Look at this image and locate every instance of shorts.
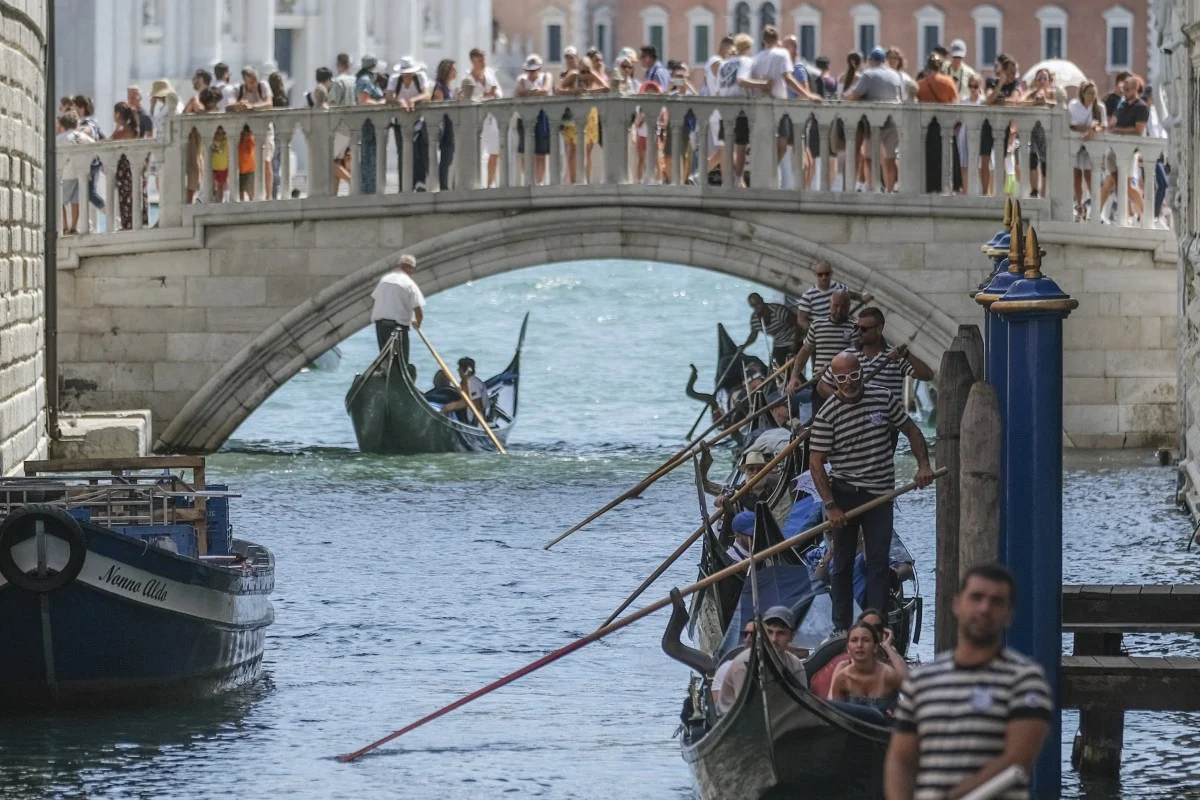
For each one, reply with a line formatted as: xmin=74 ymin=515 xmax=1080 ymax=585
xmin=1104 ymin=150 xmax=1118 ymax=174
xmin=734 ymin=115 xmax=750 ymax=146
xmin=214 ymin=168 xmax=229 ymax=184
xmin=61 ymin=178 xmax=79 ymax=204
xmin=239 ymin=171 xmax=254 ymax=193
xmin=708 ymin=111 xmax=723 ymax=156
xmin=187 ymin=129 xmax=203 ymax=191
xmin=535 ymin=111 xmax=551 ymax=155
xmin=778 ymin=115 xmax=794 ymax=145
xmin=562 ymin=121 xmax=577 ymax=148
xmin=880 ymin=120 xmax=899 ymax=155
xmin=1075 ymin=146 xmax=1094 ymax=172
xmin=955 ymin=123 xmax=968 ymax=165
xmin=806 ymin=117 xmax=820 ymax=156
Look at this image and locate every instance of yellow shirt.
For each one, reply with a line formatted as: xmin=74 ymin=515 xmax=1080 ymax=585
xmin=211 ymin=136 xmax=229 ymax=171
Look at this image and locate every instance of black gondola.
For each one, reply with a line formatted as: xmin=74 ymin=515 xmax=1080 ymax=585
xmin=345 ymin=314 xmax=529 ymax=454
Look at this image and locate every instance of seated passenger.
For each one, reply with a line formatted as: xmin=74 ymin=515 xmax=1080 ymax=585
xmin=725 ymin=510 xmax=755 ymax=562
xmin=717 ymin=606 xmax=808 ymax=714
xmin=711 ymin=621 xmax=754 ymax=707
xmin=440 ymin=357 xmax=491 ymax=425
xmin=827 ymin=620 xmax=906 ymax=714
xmin=715 ymin=451 xmax=779 ymax=512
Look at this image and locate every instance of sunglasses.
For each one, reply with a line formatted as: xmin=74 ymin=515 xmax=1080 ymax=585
xmin=831 ymin=370 xmax=862 ymax=385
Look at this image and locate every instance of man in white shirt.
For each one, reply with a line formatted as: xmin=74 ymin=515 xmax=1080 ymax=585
xmin=441 ymin=357 xmax=492 ymax=425
xmin=212 ymin=62 xmax=238 ymax=111
xmin=747 ymin=26 xmax=815 ymax=184
xmin=370 ymin=253 xmax=426 ymax=362
xmin=718 ymin=33 xmax=756 ymax=185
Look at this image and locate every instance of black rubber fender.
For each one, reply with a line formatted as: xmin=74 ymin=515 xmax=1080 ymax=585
xmin=0 ymin=504 xmax=87 ymax=593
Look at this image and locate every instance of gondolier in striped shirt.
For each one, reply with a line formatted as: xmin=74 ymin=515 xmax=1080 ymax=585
xmin=815 ymin=307 xmax=934 ymax=447
xmin=744 ymin=293 xmax=801 ymax=370
xmin=791 ymin=260 xmax=872 ymax=330
xmin=786 ymin=290 xmax=856 ymax=419
xmin=369 ymin=253 xmax=425 ymax=363
xmin=885 ymin=564 xmax=1052 ymax=800
xmin=809 ymin=351 xmax=934 ymax=635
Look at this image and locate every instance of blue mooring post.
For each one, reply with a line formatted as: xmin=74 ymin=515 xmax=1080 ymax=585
xmin=991 ymin=224 xmax=1078 ymax=796
xmin=973 ymin=199 xmax=1024 ymax=558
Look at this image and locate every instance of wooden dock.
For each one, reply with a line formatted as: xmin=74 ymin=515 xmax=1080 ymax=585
xmin=1059 ymin=583 xmax=1200 ymax=775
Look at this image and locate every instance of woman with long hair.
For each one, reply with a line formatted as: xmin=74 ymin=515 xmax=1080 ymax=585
xmin=828 ymin=619 xmax=907 ymax=715
xmin=431 ymin=59 xmax=458 ymax=190
xmin=1068 ymin=80 xmax=1106 ymax=219
xmin=264 ymin=72 xmax=288 ymax=198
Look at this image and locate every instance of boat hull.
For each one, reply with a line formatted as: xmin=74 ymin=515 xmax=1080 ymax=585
xmin=0 ymin=523 xmax=273 ymax=710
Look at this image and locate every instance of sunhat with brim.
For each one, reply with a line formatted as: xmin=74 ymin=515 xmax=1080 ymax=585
xmin=524 ymin=54 xmax=543 ymax=71
xmin=151 ymin=79 xmax=175 ymax=98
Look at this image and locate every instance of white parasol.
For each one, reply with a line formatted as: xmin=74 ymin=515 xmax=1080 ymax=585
xmin=1022 ymin=58 xmax=1088 ymax=90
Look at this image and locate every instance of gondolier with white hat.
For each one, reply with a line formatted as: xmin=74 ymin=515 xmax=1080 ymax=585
xmin=808 ymin=351 xmax=934 ymax=637
xmin=370 ymin=253 xmax=425 ymax=362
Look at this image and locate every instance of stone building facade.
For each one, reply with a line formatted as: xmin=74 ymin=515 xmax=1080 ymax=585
xmin=0 ymin=0 xmax=48 ymax=474
xmin=493 ymin=0 xmax=1150 ymax=91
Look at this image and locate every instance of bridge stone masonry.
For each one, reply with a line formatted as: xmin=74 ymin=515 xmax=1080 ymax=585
xmin=53 ymin=96 xmax=1176 ymax=453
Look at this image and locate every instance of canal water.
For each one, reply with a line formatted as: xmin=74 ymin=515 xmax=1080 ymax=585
xmin=2 ymin=262 xmax=1198 ymax=799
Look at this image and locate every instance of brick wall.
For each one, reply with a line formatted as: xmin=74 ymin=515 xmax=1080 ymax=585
xmin=495 ymin=0 xmax=1149 ymax=92
xmin=0 ymin=0 xmax=48 ymax=474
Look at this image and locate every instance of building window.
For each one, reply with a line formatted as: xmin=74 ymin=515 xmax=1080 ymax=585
xmin=593 ymin=6 xmax=614 ymax=61
xmin=971 ymin=5 xmax=1002 ymax=70
xmin=642 ymin=5 xmax=669 ymax=61
xmin=734 ymin=1 xmax=751 ymax=34
xmin=850 ymin=4 xmax=881 ymax=56
xmin=793 ymin=3 xmax=821 ymax=63
xmin=914 ymin=4 xmax=944 ymax=59
xmin=1104 ymin=5 xmax=1133 ymax=71
xmin=687 ymin=6 xmax=715 ymax=64
xmin=547 ymin=24 xmax=563 ymax=63
xmin=1035 ymin=5 xmax=1067 ymax=60
xmin=759 ymin=1 xmax=776 ymax=34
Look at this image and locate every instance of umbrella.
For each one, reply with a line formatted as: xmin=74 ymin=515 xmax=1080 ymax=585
xmin=1023 ymin=58 xmax=1087 ymax=90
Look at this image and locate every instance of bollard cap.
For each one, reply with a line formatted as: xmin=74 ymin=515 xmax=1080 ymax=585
xmin=991 ymin=225 xmax=1078 ymax=317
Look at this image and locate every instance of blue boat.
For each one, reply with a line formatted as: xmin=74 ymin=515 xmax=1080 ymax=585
xmin=0 ymin=457 xmax=274 ymax=709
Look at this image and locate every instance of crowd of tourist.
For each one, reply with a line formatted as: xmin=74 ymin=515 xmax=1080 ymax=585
xmin=56 ymin=32 xmax=1171 ymax=232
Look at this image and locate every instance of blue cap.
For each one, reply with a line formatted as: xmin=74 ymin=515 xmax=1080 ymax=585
xmin=868 ymin=47 xmax=887 ymax=63
xmin=732 ymin=511 xmax=756 ymax=535
xmin=766 ymin=391 xmax=783 ymax=404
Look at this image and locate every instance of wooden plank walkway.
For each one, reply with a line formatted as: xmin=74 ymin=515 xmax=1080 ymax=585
xmin=1062 ymin=655 xmax=1200 ymax=711
xmin=1062 ymin=583 xmax=1200 ymax=633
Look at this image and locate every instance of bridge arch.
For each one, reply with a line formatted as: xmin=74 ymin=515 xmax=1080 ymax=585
xmin=158 ymin=207 xmax=960 ymax=452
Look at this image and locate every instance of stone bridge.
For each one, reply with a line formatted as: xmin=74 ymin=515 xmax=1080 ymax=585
xmin=53 ymin=96 xmax=1177 ymax=452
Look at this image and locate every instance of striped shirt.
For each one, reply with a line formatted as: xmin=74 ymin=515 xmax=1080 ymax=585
xmin=803 ymin=317 xmax=856 ymax=373
xmin=821 ymin=347 xmax=916 ymax=400
xmin=793 ymin=281 xmax=849 ymax=320
xmin=810 ymin=384 xmax=907 ymax=492
xmin=894 ymin=648 xmax=1054 ymax=800
xmin=750 ymin=303 xmax=800 ymax=347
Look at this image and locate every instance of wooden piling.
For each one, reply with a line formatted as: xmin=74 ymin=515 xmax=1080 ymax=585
xmin=934 ymin=350 xmax=974 ymax=651
xmin=959 ymin=381 xmax=1001 ymax=570
xmin=1070 ymin=631 xmax=1125 ymax=777
xmin=949 ymin=324 xmax=985 ymax=382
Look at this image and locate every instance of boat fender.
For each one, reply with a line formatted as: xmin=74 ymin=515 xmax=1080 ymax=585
xmin=0 ymin=504 xmax=87 ymax=593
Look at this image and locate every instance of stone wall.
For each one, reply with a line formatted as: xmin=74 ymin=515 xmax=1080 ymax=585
xmin=0 ymin=0 xmax=47 ymax=474
xmin=56 ymin=208 xmax=1177 ymax=453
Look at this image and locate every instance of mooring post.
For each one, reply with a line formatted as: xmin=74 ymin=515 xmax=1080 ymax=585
xmin=1071 ymin=631 xmax=1125 ymax=777
xmin=991 ymin=225 xmax=1078 ymax=796
xmin=934 ymin=350 xmax=973 ymax=651
xmin=959 ymin=381 xmax=1001 ymax=570
xmin=973 ymin=207 xmax=1026 ymax=558
xmin=949 ymin=325 xmax=985 ymax=382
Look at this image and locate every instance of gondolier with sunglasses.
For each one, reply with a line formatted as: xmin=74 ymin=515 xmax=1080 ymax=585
xmin=370 ymin=253 xmax=425 ymax=362
xmin=815 ymin=307 xmax=934 ymax=448
xmin=786 ymin=290 xmax=856 ymax=419
xmin=809 ymin=351 xmax=934 ymax=637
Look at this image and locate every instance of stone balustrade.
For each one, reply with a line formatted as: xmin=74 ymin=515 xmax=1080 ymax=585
xmin=54 ymin=96 xmax=1168 ymax=238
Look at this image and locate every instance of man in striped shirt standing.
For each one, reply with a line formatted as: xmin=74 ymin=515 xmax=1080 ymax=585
xmin=808 ymin=350 xmax=934 ymax=633
xmin=816 ymin=307 xmax=935 ymax=446
xmin=786 ymin=290 xmax=856 ymax=418
xmin=744 ymin=293 xmax=801 ymax=370
xmin=792 ymin=260 xmax=872 ymax=330
xmin=885 ymin=564 xmax=1053 ymax=800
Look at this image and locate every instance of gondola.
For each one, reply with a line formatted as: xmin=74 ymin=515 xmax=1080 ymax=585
xmin=686 ymin=324 xmax=770 ymax=423
xmin=345 ymin=314 xmax=529 ymax=455
xmin=664 ymin=503 xmax=922 ymax=800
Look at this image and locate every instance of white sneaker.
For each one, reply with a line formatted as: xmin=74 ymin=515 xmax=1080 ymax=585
xmin=1154 ymin=217 xmax=1170 ymax=230
xmin=855 ymin=182 xmax=867 ymax=192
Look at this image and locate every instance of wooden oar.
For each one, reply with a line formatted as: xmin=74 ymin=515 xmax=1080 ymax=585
xmin=543 ymin=355 xmax=802 ymax=551
xmin=594 ymin=356 xmax=896 ymax=617
xmin=414 ymin=327 xmax=507 ymax=455
xmin=335 ymin=469 xmax=944 ymax=763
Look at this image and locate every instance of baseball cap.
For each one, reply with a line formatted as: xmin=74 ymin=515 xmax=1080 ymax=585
xmin=868 ymin=47 xmax=887 ymax=63
xmin=564 ymin=46 xmax=578 ymax=58
xmin=949 ymin=39 xmax=967 ymax=58
xmin=763 ymin=605 xmax=795 ymax=628
xmin=732 ymin=510 xmax=756 ymax=535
